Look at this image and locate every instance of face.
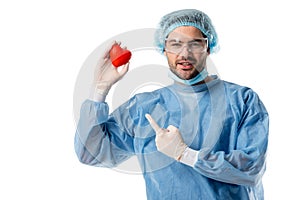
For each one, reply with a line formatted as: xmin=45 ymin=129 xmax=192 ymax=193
xmin=164 ymin=26 xmax=209 ymax=80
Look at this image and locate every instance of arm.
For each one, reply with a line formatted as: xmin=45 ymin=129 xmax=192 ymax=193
xmin=146 ymin=91 xmax=269 ymax=187
xmin=74 ymin=41 xmax=132 ymax=167
xmin=191 ymin=93 xmax=269 ymax=186
xmin=74 ymin=100 xmax=135 ymax=167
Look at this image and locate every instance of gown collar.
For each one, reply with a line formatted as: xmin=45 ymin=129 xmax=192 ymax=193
xmin=169 ymin=75 xmax=221 ymax=93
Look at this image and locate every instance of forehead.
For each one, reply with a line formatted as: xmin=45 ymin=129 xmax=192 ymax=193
xmin=167 ymin=26 xmax=204 ymax=39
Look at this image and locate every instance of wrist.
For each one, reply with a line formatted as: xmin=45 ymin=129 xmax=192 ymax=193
xmin=95 ymin=81 xmax=112 ymax=95
xmin=89 ymin=82 xmax=111 ymax=102
xmin=89 ymin=92 xmax=107 ymax=102
xmin=179 ymin=147 xmax=199 ymax=167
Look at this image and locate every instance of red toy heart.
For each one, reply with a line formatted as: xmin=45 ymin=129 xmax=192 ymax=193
xmin=109 ymin=44 xmax=132 ymax=67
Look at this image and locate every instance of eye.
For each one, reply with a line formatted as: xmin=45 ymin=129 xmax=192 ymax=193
xmin=170 ymin=42 xmax=182 ymax=48
xmin=190 ymin=42 xmax=202 ymax=47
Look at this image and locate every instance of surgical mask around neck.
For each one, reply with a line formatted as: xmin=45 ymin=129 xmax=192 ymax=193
xmin=168 ymin=68 xmax=208 ymax=85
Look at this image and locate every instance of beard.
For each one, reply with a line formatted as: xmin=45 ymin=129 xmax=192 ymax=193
xmin=169 ymin=67 xmax=199 ymax=80
xmin=166 ymin=52 xmax=208 ymax=80
xmin=169 ymin=60 xmax=206 ymax=81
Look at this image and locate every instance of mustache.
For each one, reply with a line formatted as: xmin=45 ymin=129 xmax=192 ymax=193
xmin=175 ymin=58 xmax=196 ymax=64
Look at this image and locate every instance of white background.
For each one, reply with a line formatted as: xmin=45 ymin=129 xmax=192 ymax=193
xmin=1 ymin=0 xmax=299 ymax=199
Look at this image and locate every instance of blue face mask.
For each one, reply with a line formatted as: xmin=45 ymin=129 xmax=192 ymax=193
xmin=168 ymin=68 xmax=208 ymax=85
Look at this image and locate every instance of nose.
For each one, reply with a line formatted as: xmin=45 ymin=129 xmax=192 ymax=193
xmin=178 ymin=46 xmax=190 ymax=58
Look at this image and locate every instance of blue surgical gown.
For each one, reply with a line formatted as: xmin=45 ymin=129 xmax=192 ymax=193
xmin=75 ymin=76 xmax=269 ymax=200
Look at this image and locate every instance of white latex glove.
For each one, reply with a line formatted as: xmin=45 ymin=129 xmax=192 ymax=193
xmin=90 ymin=41 xmax=129 ymax=102
xmin=145 ymin=114 xmax=188 ymax=161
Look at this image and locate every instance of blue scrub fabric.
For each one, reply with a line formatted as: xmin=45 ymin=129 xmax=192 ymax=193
xmin=75 ymin=76 xmax=269 ymax=200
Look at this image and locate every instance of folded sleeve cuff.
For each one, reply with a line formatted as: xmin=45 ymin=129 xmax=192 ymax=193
xmin=179 ymin=147 xmax=199 ymax=167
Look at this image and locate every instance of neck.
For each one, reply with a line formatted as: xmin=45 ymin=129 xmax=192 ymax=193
xmin=168 ymin=68 xmax=209 ymax=86
xmin=192 ymin=75 xmax=213 ymax=85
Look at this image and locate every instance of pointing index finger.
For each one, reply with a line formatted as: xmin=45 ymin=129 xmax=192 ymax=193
xmin=145 ymin=114 xmax=161 ymax=132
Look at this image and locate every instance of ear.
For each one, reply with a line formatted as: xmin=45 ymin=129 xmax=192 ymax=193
xmin=163 ymin=50 xmax=167 ymax=57
xmin=206 ymin=49 xmax=210 ymax=55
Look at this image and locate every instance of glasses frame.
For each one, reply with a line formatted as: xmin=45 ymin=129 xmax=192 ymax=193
xmin=164 ymin=37 xmax=208 ymax=54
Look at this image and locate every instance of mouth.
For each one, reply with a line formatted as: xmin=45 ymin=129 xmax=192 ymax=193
xmin=176 ymin=61 xmax=194 ymax=70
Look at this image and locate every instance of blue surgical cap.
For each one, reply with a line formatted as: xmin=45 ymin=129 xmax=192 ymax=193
xmin=155 ymin=9 xmax=219 ymax=53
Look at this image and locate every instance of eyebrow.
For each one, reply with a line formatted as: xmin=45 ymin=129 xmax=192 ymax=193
xmin=167 ymin=38 xmax=181 ymax=43
xmin=166 ymin=38 xmax=206 ymax=43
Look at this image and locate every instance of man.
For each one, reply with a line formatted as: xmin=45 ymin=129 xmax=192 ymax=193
xmin=75 ymin=9 xmax=269 ymax=199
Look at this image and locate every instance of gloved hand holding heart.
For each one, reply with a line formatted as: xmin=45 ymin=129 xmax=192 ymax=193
xmin=109 ymin=44 xmax=132 ymax=67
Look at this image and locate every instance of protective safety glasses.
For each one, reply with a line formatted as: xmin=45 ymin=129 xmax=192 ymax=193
xmin=165 ymin=38 xmax=208 ymax=54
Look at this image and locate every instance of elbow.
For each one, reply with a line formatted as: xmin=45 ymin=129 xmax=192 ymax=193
xmin=75 ymin=146 xmax=97 ymax=166
xmin=74 ymin=138 xmax=101 ymax=166
xmin=244 ymin=175 xmax=263 ymax=187
xmin=223 ymin=169 xmax=265 ymax=187
xmin=74 ymin=132 xmax=101 ymax=166
xmin=74 ymin=146 xmax=116 ymax=168
xmin=75 ymin=149 xmax=107 ymax=167
xmin=242 ymin=163 xmax=266 ymax=187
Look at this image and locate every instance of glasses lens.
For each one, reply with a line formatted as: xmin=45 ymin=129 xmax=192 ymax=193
xmin=165 ymin=38 xmax=207 ymax=54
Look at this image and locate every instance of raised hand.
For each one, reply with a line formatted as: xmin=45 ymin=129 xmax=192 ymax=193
xmin=90 ymin=41 xmax=129 ymax=101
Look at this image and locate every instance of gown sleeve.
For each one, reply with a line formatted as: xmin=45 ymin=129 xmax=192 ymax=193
xmin=74 ymin=99 xmax=135 ymax=167
xmin=193 ymin=89 xmax=269 ymax=187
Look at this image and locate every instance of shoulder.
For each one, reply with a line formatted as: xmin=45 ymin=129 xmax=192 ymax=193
xmin=222 ymin=80 xmax=259 ymax=101
xmin=114 ymin=87 xmax=171 ymax=127
xmin=132 ymin=86 xmax=170 ymax=102
xmin=221 ymin=80 xmax=267 ymax=113
xmin=121 ymin=86 xmax=171 ymax=113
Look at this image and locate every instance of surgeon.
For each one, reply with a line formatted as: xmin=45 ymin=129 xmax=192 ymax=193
xmin=75 ymin=9 xmax=269 ymax=200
